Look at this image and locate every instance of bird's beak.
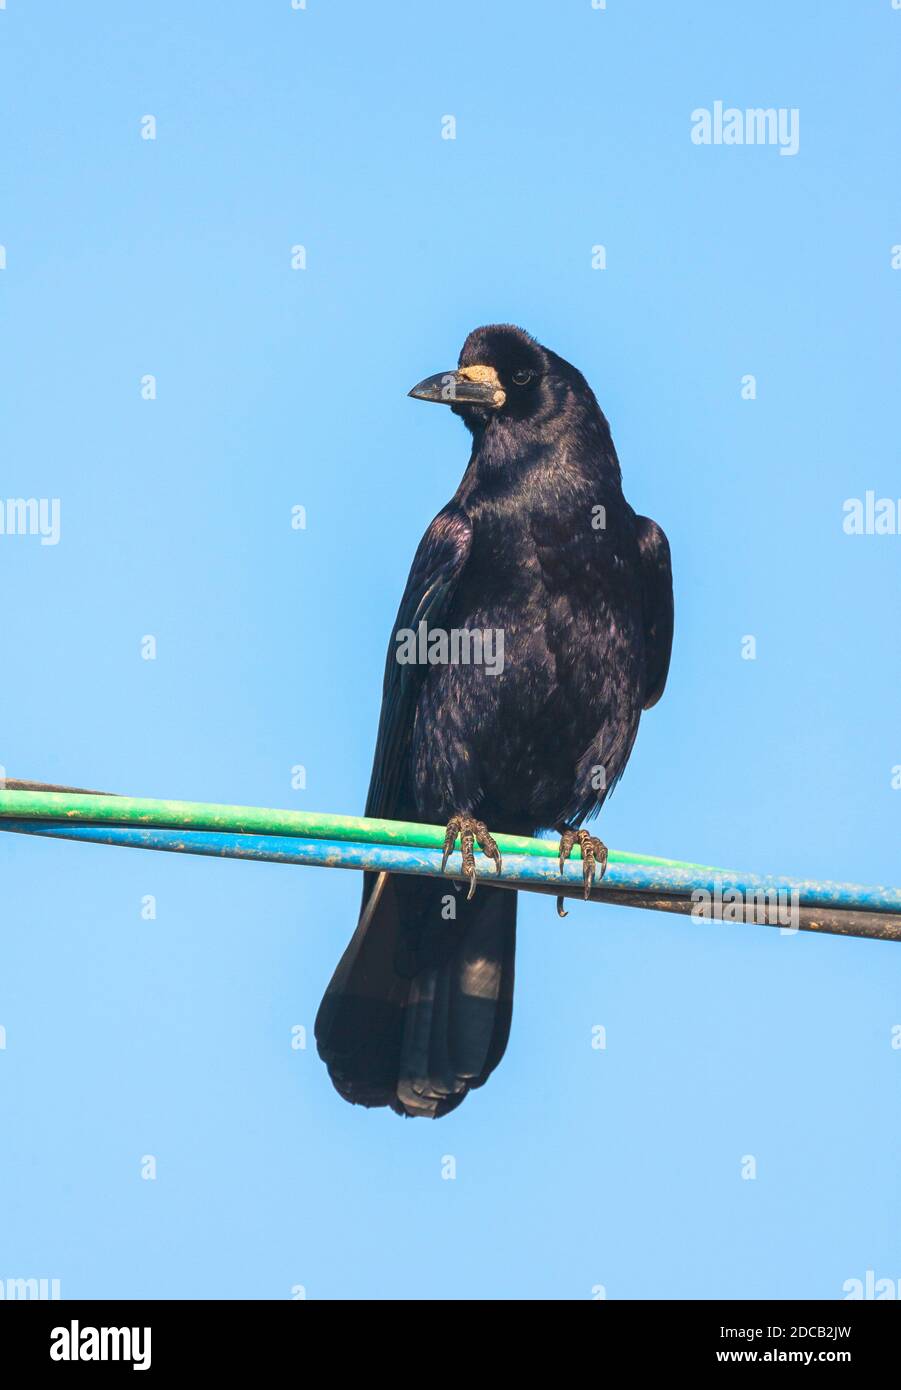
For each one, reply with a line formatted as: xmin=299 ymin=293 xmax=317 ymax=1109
xmin=408 ymin=365 xmax=506 ymax=409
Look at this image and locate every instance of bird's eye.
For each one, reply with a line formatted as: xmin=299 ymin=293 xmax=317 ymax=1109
xmin=512 ymin=369 xmax=533 ymax=386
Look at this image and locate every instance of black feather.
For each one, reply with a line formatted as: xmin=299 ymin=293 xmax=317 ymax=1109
xmin=316 ymin=324 xmax=673 ymax=1117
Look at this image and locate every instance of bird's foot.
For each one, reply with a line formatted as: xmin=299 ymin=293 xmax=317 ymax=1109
xmin=440 ymin=814 xmax=502 ymax=900
xmin=556 ymin=828 xmax=608 ymax=917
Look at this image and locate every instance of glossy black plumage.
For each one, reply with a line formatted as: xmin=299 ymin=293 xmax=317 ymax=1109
xmin=315 ymin=324 xmax=673 ymax=1118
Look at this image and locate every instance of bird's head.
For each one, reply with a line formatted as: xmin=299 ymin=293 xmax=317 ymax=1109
xmin=408 ymin=323 xmax=593 ymax=437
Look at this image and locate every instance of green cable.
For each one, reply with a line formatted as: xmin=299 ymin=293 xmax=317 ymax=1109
xmin=0 ymin=790 xmax=719 ymax=873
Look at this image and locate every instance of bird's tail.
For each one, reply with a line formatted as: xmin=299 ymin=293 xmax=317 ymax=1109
xmin=315 ymin=872 xmax=516 ymax=1118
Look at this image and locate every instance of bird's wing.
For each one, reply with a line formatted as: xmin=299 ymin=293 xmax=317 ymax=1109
xmin=635 ymin=514 xmax=674 ymax=710
xmin=365 ymin=504 xmax=473 ymax=818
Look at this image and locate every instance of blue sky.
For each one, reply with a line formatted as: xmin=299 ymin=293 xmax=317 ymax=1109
xmin=0 ymin=0 xmax=899 ymax=1299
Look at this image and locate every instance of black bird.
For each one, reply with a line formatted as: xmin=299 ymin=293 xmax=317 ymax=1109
xmin=315 ymin=324 xmax=673 ymax=1118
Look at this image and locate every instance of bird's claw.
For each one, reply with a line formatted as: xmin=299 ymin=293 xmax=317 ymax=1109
xmin=441 ymin=814 xmax=502 ymax=899
xmin=556 ymin=827 xmax=608 ymax=916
